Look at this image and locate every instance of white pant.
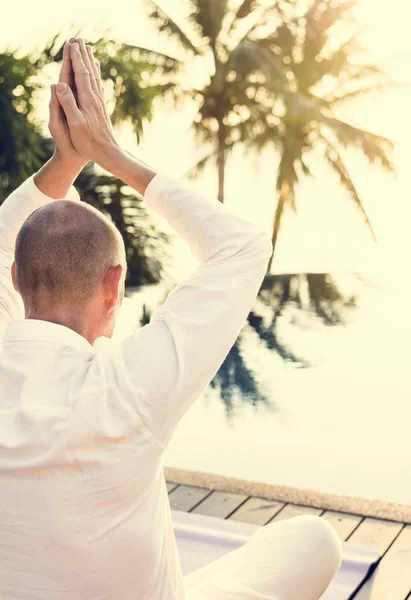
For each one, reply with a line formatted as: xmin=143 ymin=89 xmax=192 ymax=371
xmin=184 ymin=515 xmax=343 ymax=600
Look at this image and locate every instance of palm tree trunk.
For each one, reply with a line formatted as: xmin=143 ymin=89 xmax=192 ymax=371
xmin=266 ymin=181 xmax=288 ymax=275
xmin=217 ymin=123 xmax=226 ymax=203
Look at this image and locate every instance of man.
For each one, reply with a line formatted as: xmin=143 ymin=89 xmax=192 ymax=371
xmin=0 ymin=39 xmax=341 ymax=599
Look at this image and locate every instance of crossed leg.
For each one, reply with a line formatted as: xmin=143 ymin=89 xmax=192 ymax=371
xmin=184 ymin=515 xmax=342 ymax=600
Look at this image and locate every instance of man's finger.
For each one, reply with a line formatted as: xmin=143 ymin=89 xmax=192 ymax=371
xmin=93 ymin=58 xmax=104 ymax=96
xmin=49 ymin=84 xmax=62 ymax=125
xmin=83 ymin=42 xmax=104 ymax=98
xmin=59 ymin=43 xmax=74 ymax=90
xmin=79 ymin=39 xmax=93 ymax=72
xmin=56 ymin=82 xmax=84 ymax=125
xmin=69 ymin=42 xmax=93 ymax=104
xmin=86 ymin=45 xmax=104 ymax=97
xmin=86 ymin=45 xmax=101 ymax=95
xmin=77 ymin=39 xmax=98 ymax=94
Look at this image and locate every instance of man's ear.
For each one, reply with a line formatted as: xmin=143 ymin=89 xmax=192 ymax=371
xmin=11 ymin=262 xmax=20 ymax=293
xmin=103 ymin=264 xmax=123 ymax=313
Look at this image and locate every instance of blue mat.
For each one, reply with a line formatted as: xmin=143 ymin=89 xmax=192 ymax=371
xmin=173 ymin=510 xmax=380 ymax=600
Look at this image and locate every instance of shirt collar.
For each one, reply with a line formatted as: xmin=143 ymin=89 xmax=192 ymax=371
xmin=1 ymin=320 xmax=94 ymax=354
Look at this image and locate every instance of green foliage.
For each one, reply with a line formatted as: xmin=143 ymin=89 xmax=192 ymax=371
xmin=0 ymin=52 xmax=44 ymax=199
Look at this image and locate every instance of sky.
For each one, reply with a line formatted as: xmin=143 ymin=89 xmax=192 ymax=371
xmin=1 ymin=0 xmax=411 ymax=278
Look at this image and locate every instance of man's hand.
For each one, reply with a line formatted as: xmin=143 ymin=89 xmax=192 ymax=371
xmin=48 ymin=42 xmax=88 ymax=170
xmin=55 ymin=39 xmax=120 ymax=169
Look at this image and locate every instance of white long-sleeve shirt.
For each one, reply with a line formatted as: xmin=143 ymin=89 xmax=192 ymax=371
xmin=0 ymin=173 xmax=272 ymax=600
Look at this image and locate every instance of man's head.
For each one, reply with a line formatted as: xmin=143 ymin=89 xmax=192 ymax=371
xmin=12 ymin=200 xmax=127 ymax=343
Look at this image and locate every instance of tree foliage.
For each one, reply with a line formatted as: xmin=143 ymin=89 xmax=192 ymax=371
xmin=146 ymin=0 xmax=287 ymax=200
xmin=245 ymin=0 xmax=396 ymax=271
xmin=0 ymin=52 xmax=44 ymax=199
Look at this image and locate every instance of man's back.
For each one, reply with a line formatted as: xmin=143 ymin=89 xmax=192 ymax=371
xmin=0 ymin=173 xmax=272 ymax=599
xmin=0 ymin=320 xmax=181 ymax=599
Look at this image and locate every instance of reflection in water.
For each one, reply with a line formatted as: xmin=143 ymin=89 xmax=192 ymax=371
xmin=120 ymin=274 xmax=411 ymax=502
xmin=136 ymin=273 xmax=360 ymax=417
xmin=259 ymin=273 xmax=357 ymax=327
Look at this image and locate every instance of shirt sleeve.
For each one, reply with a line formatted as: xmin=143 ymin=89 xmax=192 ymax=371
xmin=0 ymin=176 xmax=80 ymax=327
xmin=115 ymin=174 xmax=272 ymax=448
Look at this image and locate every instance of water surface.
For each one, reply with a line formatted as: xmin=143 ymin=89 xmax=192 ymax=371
xmin=115 ymin=274 xmax=411 ymax=505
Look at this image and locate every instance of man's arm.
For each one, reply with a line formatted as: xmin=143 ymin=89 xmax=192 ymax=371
xmin=0 ymin=155 xmax=82 ymax=327
xmin=113 ymin=174 xmax=272 ymax=447
xmin=57 ymin=39 xmax=272 ymax=448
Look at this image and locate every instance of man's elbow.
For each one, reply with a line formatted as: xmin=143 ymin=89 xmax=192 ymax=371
xmin=254 ymin=232 xmax=273 ymax=260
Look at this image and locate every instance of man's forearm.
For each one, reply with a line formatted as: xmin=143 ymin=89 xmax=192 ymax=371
xmin=33 ymin=152 xmax=84 ymax=199
xmin=100 ymin=148 xmax=157 ymax=196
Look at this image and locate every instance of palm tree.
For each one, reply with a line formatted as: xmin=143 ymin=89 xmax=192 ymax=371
xmin=146 ymin=0 xmax=287 ymax=202
xmin=243 ymin=0 xmax=396 ymax=273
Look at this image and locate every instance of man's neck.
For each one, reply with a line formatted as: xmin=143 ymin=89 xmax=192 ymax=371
xmin=25 ymin=309 xmax=97 ymax=345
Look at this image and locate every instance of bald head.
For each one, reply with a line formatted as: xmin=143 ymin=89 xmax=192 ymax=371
xmin=15 ymin=201 xmax=126 ymax=308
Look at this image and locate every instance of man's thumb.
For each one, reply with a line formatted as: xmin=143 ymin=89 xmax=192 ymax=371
xmin=56 ymin=83 xmax=80 ymax=122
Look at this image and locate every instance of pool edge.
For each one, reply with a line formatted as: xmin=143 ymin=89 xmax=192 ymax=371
xmin=165 ymin=466 xmax=411 ymax=524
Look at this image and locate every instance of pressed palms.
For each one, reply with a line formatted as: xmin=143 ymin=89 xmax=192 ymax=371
xmin=37 ymin=32 xmax=179 ymax=143
xmin=244 ymin=0 xmax=395 ymax=273
xmin=146 ymin=0 xmax=287 ymax=202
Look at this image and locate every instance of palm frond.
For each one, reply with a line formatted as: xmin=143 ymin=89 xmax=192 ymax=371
xmin=224 ymin=0 xmax=264 ymax=40
xmin=302 ymin=0 xmax=357 ymax=63
xmin=298 ymin=32 xmax=364 ymax=89
xmin=325 ymin=63 xmax=391 ymax=99
xmin=237 ymin=0 xmax=260 ymax=19
xmin=185 ymin=151 xmax=215 ymax=179
xmin=113 ymin=43 xmax=182 ymax=73
xmin=325 ymin=118 xmax=395 ymax=172
xmin=276 ymin=89 xmax=395 ymax=175
xmin=247 ymin=308 xmax=307 ymax=365
xmin=322 ymin=136 xmax=376 ymax=241
xmin=146 ymin=0 xmax=202 ymax=56
xmin=328 ymin=81 xmax=401 ymax=106
xmin=192 ymin=0 xmax=229 ymax=52
xmin=228 ymin=37 xmax=288 ymax=91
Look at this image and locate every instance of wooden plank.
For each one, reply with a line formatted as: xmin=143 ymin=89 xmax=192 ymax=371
xmin=347 ymin=517 xmax=403 ymax=556
xmin=168 ymin=485 xmax=211 ymax=512
xmin=229 ymin=497 xmax=285 ymax=525
xmin=270 ymin=503 xmax=322 ymax=522
xmin=166 ymin=482 xmax=178 ymax=494
xmin=321 ymin=511 xmax=363 ymax=541
xmin=353 ymin=524 xmax=410 ymax=600
xmin=192 ymin=491 xmax=248 ymax=519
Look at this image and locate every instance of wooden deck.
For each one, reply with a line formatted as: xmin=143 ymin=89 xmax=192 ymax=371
xmin=167 ymin=481 xmax=411 ymax=600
